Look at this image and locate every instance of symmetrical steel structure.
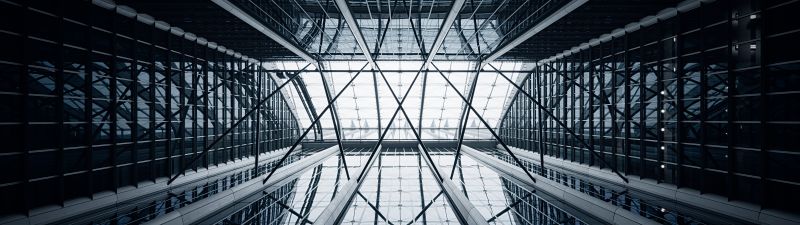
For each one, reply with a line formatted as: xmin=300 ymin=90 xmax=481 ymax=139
xmin=1 ymin=0 xmax=799 ymax=224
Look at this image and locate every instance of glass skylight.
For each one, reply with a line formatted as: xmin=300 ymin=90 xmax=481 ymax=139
xmin=264 ymin=60 xmax=535 ymax=140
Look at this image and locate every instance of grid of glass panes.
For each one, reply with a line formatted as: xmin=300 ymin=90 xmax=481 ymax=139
xmin=341 ymin=148 xmax=460 ymax=224
xmin=498 ymin=0 xmax=800 ymax=213
xmin=0 ymin=0 xmax=301 ymax=216
xmin=271 ymin=60 xmax=532 ymax=140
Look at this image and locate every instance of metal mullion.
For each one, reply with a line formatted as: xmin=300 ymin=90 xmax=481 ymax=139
xmin=130 ymin=18 xmax=140 ymax=187
xmin=537 ymin=65 xmax=545 ymax=174
xmin=165 ymin=35 xmax=174 ymax=177
xmin=610 ymin=42 xmax=618 ymax=171
xmin=545 ymin=62 xmax=552 ymax=158
xmin=698 ymin=1 xmax=709 ymax=192
xmin=148 ymin=28 xmax=157 ymax=181
xmin=178 ymin=46 xmax=187 ymax=177
xmin=598 ymin=45 xmax=607 ymax=170
xmin=253 ymin=66 xmax=262 ymax=173
xmin=21 ymin=3 xmax=32 ymax=213
xmin=191 ymin=53 xmax=200 ymax=171
xmin=562 ymin=59 xmax=569 ymax=161
xmin=55 ymin=3 xmax=67 ymax=204
xmin=210 ymin=54 xmax=219 ymax=166
xmin=757 ymin=1 xmax=769 ymax=207
xmin=203 ymin=49 xmax=210 ymax=169
xmin=110 ymin=13 xmax=119 ymax=190
xmin=222 ymin=57 xmax=231 ymax=162
xmin=638 ymin=44 xmax=647 ymax=177
xmin=579 ymin=54 xmax=587 ymax=164
xmin=571 ymin=58 xmax=578 ymax=162
xmin=656 ymin=32 xmax=666 ymax=182
xmin=525 ymin=69 xmax=532 ymax=158
xmin=675 ymin=13 xmax=685 ymax=187
xmin=624 ymin=34 xmax=632 ymax=176
xmin=587 ymin=50 xmax=595 ymax=167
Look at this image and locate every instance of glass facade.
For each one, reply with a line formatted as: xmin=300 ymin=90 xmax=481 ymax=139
xmin=498 ymin=0 xmax=800 ymax=213
xmin=1 ymin=0 xmax=799 ymax=224
xmin=0 ymin=0 xmax=301 ymax=215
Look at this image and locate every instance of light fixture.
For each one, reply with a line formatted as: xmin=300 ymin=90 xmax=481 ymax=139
xmin=661 ymin=128 xmax=666 ymax=132
xmin=660 ymin=164 xmax=665 ymax=169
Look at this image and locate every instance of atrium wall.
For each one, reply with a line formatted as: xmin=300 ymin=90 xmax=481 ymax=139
xmin=0 ymin=0 xmax=301 ymax=216
xmin=498 ymin=0 xmax=800 ymax=213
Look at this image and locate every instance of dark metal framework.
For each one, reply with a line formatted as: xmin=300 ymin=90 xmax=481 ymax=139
xmin=0 ymin=0 xmax=300 ymax=215
xmin=498 ymin=0 xmax=800 ymax=213
xmin=1 ymin=0 xmax=799 ymax=223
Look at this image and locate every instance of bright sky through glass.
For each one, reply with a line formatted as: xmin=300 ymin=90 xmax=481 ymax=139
xmin=264 ymin=60 xmax=535 ymax=140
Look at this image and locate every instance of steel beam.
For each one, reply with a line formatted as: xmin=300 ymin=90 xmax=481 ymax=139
xmin=334 ymin=0 xmax=376 ymax=67
xmin=210 ymin=0 xmax=318 ymax=64
xmin=460 ymin=145 xmax=652 ymax=225
xmin=422 ymin=0 xmax=467 ymax=68
xmin=147 ymin=146 xmax=339 ymax=225
xmin=481 ymin=0 xmax=588 ymax=65
xmin=315 ymin=146 xmax=383 ymax=225
xmin=416 ymin=145 xmax=490 ymax=225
